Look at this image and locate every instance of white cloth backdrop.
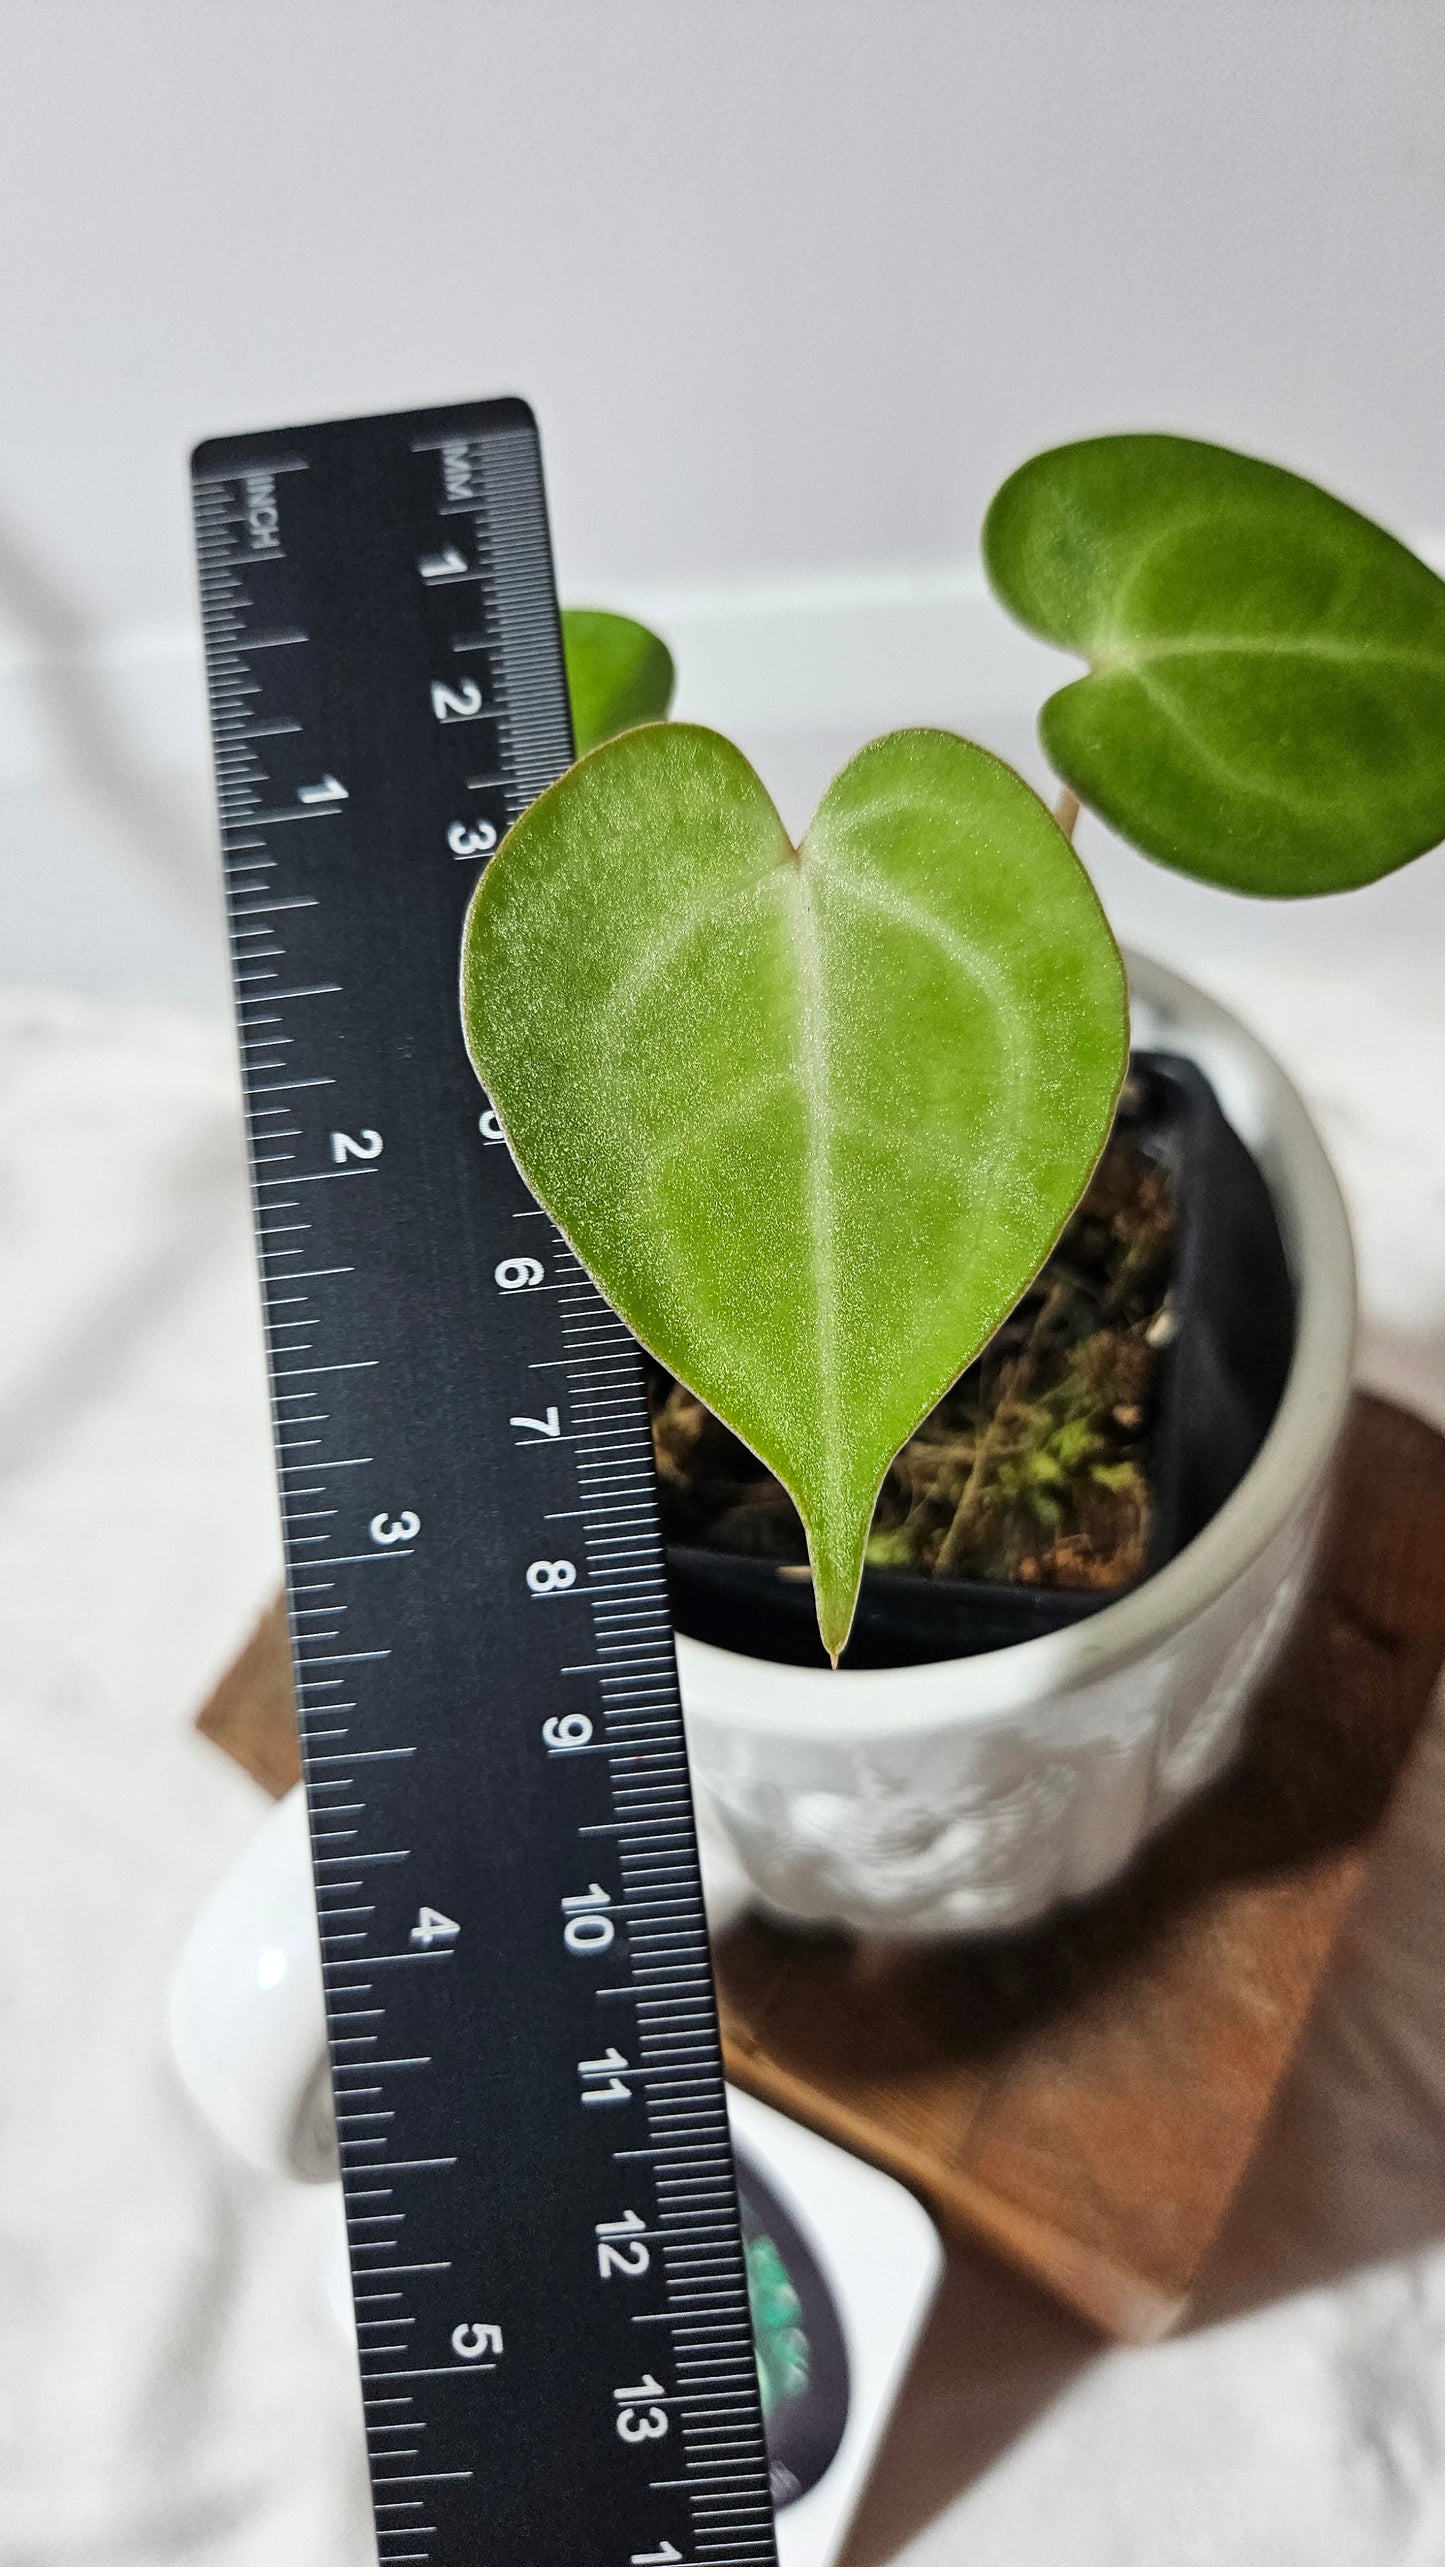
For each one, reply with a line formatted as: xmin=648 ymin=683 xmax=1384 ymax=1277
xmin=2 ymin=967 xmax=1444 ymax=2567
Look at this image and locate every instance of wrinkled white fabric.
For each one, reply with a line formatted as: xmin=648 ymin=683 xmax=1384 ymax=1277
xmin=1 ymin=968 xmax=1443 ymax=2567
xmin=0 ymin=995 xmax=370 ymax=2567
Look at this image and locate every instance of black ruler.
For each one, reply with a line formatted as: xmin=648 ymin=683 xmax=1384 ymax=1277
xmin=191 ymin=402 xmax=778 ymax=2567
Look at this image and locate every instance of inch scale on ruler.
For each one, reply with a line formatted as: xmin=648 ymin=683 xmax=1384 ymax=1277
xmin=191 ymin=402 xmax=778 ymax=2567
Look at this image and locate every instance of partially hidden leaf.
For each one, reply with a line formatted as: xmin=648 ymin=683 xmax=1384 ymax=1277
xmin=983 ymin=433 xmax=1445 ymax=895
xmin=461 ymin=724 xmax=1127 ymax=1661
xmin=562 ymin=607 xmax=675 ymax=754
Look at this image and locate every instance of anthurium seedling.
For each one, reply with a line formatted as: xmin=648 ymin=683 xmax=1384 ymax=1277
xmin=462 ymin=723 xmax=1127 ymax=1661
xmin=466 ymin=433 xmax=1445 ymax=1662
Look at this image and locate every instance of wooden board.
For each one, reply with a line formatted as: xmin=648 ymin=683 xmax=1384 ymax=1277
xmin=198 ymin=1393 xmax=1445 ymax=2343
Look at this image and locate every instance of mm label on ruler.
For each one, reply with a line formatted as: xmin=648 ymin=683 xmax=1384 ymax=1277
xmin=191 ymin=402 xmax=778 ymax=2567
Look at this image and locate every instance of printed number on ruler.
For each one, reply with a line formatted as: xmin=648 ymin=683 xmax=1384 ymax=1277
xmin=528 ymin=1558 xmax=575 ymax=1594
xmin=615 ymin=2378 xmax=670 ymax=2443
xmin=562 ymin=1884 xmax=615 ymax=1954
xmin=542 ymin=1712 xmax=593 ymax=1754
xmin=449 ymin=819 xmax=498 ymax=857
xmin=369 ymin=1509 xmax=420 ymax=1544
xmin=432 ymin=676 xmax=487 ymax=721
xmin=581 ymin=2049 xmax=632 ymax=2109
xmin=596 ymin=2211 xmax=649 ymax=2275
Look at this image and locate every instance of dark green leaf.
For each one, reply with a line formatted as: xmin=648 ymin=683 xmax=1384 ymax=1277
xmin=562 ymin=607 xmax=675 ymax=754
xmin=984 ymin=433 xmax=1445 ymax=895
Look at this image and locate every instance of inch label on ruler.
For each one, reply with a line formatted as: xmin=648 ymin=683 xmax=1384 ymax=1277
xmin=192 ymin=402 xmax=777 ymax=2567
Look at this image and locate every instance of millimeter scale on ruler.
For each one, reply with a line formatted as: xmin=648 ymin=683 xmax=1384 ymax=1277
xmin=191 ymin=402 xmax=779 ymax=2567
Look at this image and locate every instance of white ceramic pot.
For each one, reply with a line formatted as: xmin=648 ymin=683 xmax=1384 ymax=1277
xmin=675 ymin=952 xmax=1356 ymax=1942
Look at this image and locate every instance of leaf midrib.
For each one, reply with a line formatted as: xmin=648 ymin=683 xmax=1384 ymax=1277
xmin=1097 ymin=632 xmax=1445 ymax=677
xmin=783 ymin=862 xmax=844 ymax=1525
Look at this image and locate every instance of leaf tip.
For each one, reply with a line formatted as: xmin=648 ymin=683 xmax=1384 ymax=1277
xmin=812 ymin=1538 xmax=865 ymax=1670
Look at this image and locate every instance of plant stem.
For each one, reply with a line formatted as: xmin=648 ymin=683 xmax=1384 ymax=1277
xmin=1054 ymin=786 xmax=1081 ymax=843
xmin=934 ymin=1283 xmax=1067 ymax=1575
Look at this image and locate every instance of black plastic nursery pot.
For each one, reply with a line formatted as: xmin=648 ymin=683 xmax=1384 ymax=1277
xmin=661 ymin=1051 xmax=1296 ymax=1673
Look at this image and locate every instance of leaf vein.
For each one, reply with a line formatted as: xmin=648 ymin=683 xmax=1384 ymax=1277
xmin=1107 ymin=633 xmax=1445 ymax=678
xmin=1123 ymin=662 xmax=1349 ymax=815
xmin=593 ymin=872 xmax=775 ymax=1045
xmin=823 ymin=865 xmax=1026 ymax=1030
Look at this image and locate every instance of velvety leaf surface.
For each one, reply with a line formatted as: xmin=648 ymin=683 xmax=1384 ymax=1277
xmin=983 ymin=434 xmax=1445 ymax=895
xmin=561 ymin=608 xmax=675 ymax=754
xmin=462 ymin=724 xmax=1127 ymax=1659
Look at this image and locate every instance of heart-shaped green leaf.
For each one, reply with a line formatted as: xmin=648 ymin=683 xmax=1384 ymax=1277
xmin=983 ymin=433 xmax=1445 ymax=896
xmin=461 ymin=724 xmax=1127 ymax=1660
xmin=562 ymin=607 xmax=675 ymax=754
